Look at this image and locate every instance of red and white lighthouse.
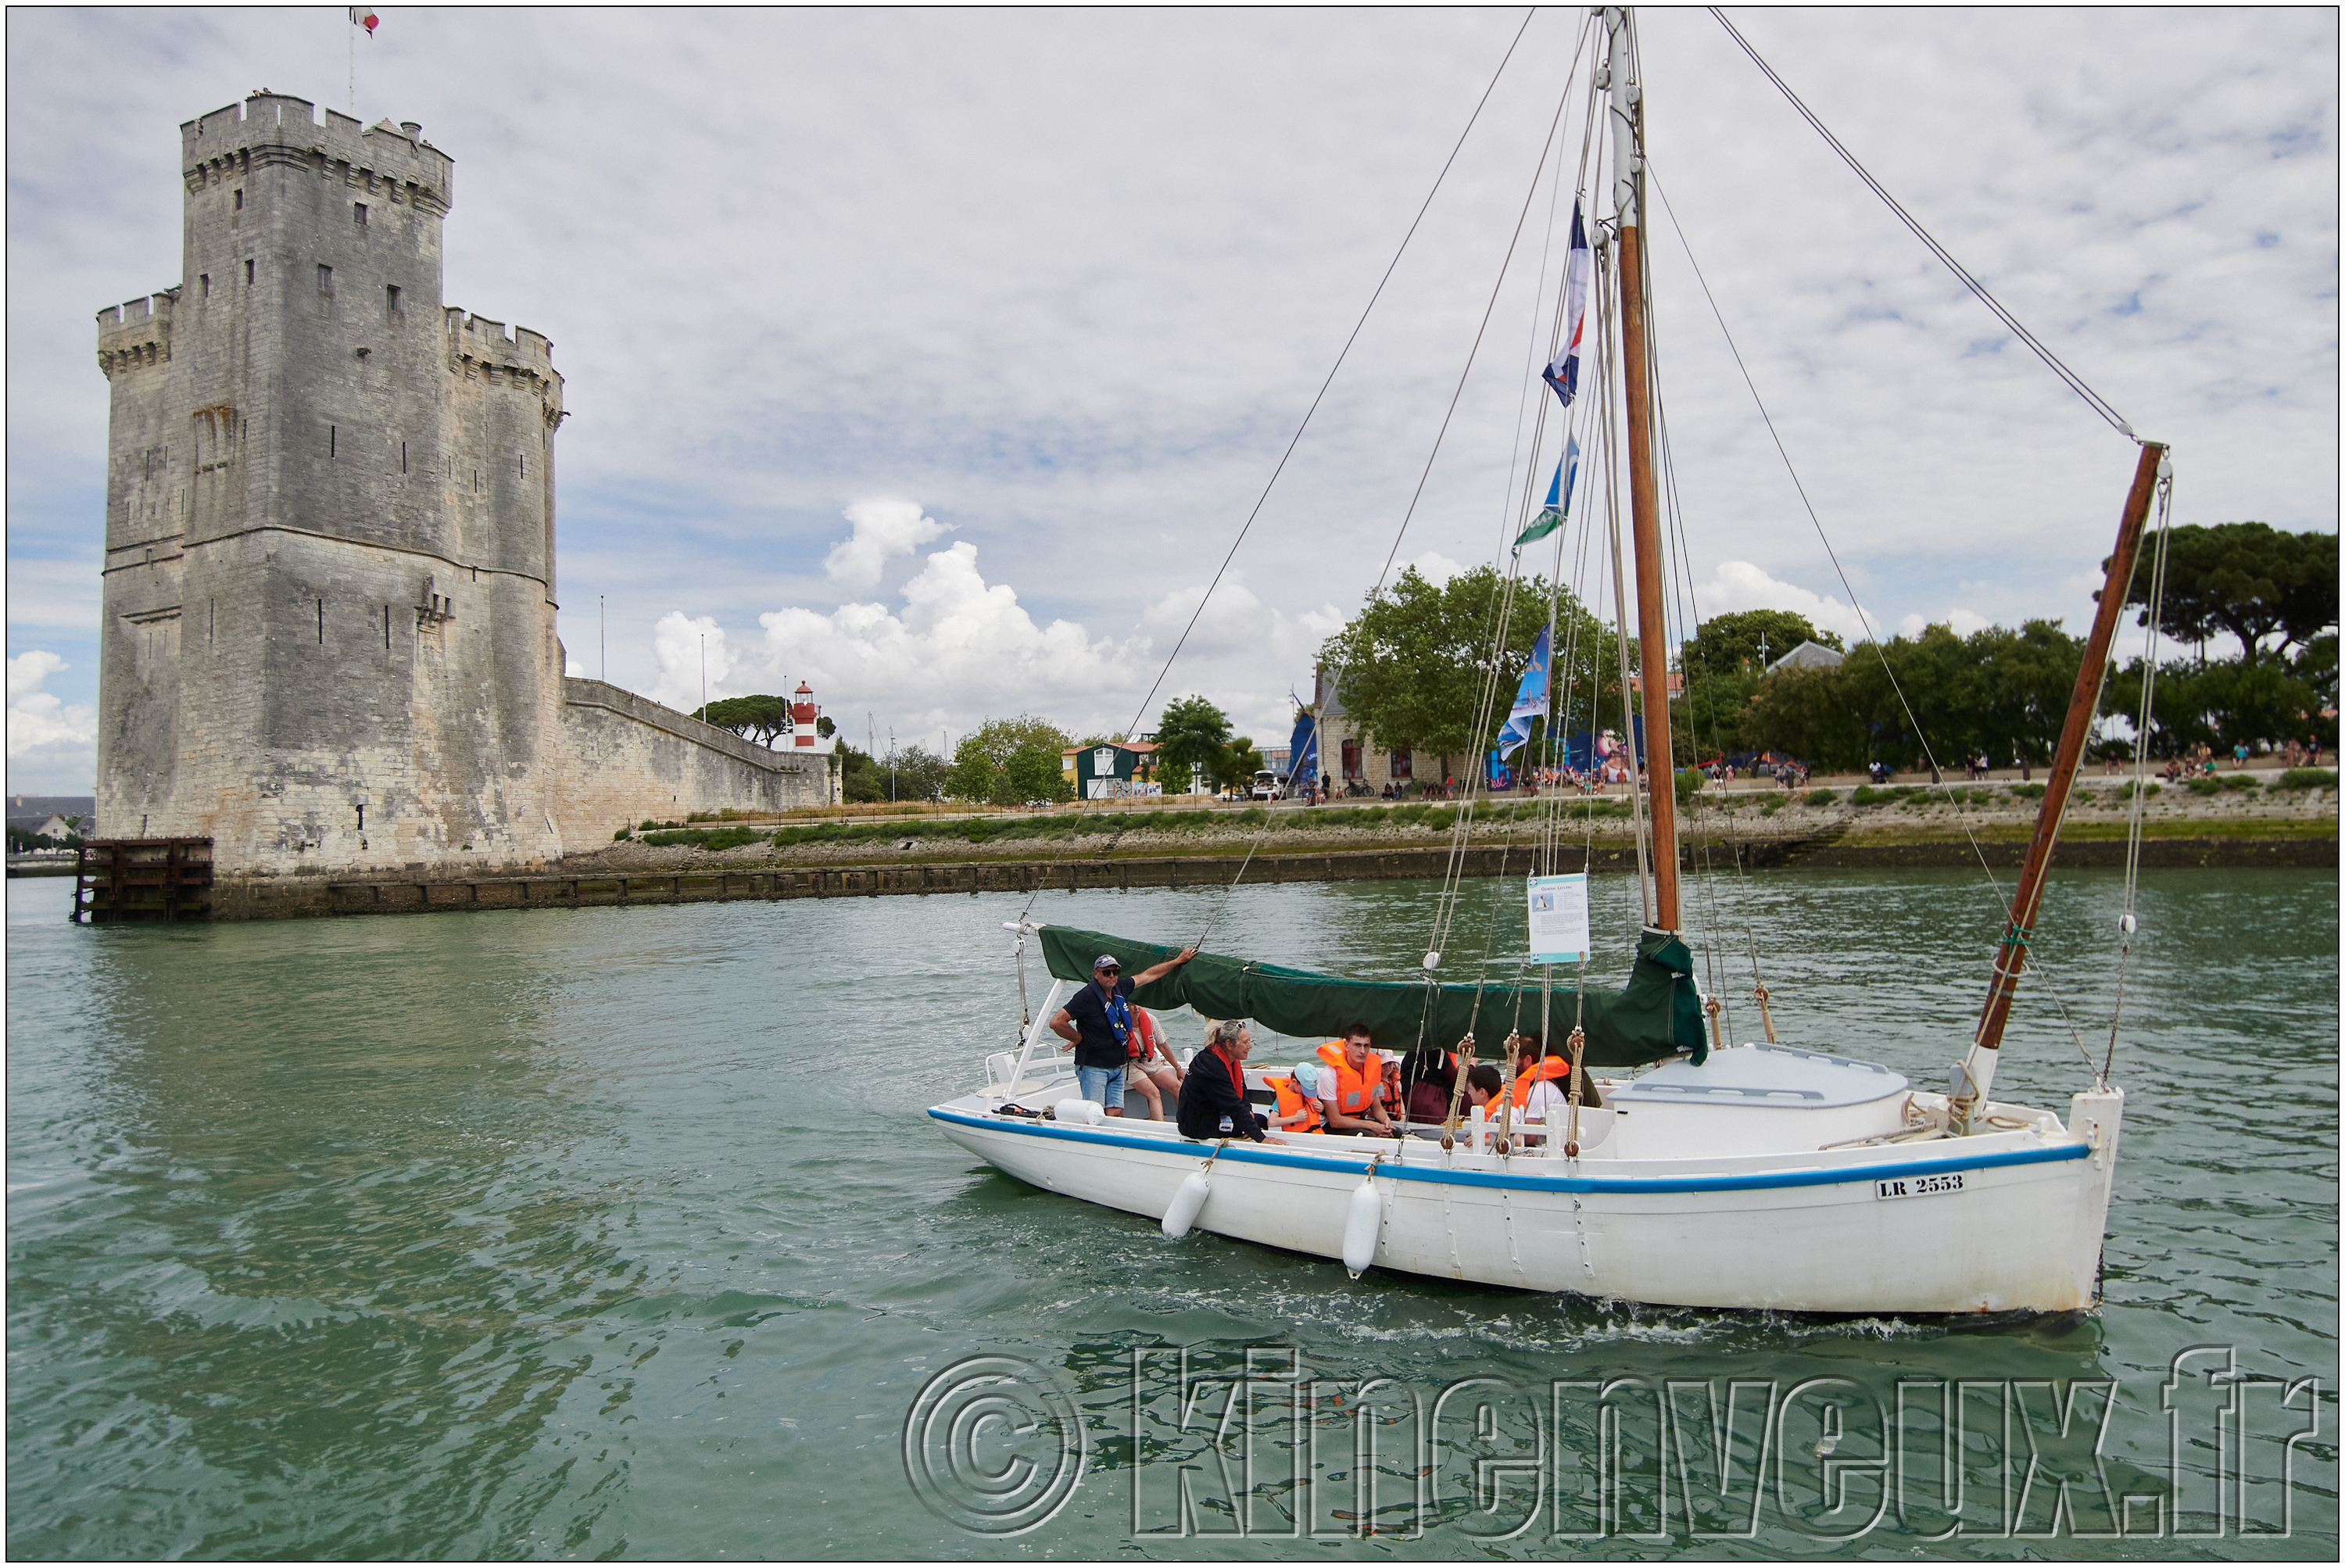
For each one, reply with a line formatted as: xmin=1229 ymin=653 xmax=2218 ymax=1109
xmin=789 ymin=681 xmax=820 ymax=747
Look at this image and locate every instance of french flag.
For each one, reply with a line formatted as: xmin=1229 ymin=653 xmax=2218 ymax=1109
xmin=1542 ymin=202 xmax=1592 ymax=407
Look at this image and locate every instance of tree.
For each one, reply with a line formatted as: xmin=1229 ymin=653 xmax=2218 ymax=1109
xmin=884 ymin=743 xmax=951 ymax=804
xmin=835 ymin=741 xmax=886 ymax=804
xmin=1681 ymin=609 xmax=1840 ymax=680
xmin=1214 ymin=736 xmax=1266 ymax=793
xmin=1155 ymin=696 xmax=1233 ymax=792
xmin=2110 ymin=522 xmax=2340 ymax=659
xmin=1323 ymin=564 xmax=1613 ymax=781
xmin=945 ymin=715 xmax=1073 ymax=804
xmin=815 ymin=715 xmax=836 ymax=739
xmin=695 ymin=694 xmax=792 ymax=748
xmin=1738 ymin=664 xmax=1869 ymax=771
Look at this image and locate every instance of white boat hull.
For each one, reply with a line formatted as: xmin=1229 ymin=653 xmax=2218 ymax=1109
xmin=929 ymin=1081 xmax=2122 ymax=1315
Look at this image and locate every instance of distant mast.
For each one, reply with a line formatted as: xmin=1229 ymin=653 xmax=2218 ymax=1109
xmin=1605 ymin=5 xmax=1680 ymax=933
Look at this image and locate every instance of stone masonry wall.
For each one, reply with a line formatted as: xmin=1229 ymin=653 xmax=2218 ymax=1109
xmin=556 ymin=680 xmax=835 ymax=839
xmin=97 ymin=92 xmax=815 ymax=882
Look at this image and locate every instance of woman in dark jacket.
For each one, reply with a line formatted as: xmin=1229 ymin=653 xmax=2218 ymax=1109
xmin=1397 ymin=1036 xmax=1463 ymax=1125
xmin=1178 ymin=1020 xmax=1267 ymax=1141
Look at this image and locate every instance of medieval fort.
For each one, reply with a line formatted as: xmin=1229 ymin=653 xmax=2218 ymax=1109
xmin=94 ymin=92 xmax=835 ymax=886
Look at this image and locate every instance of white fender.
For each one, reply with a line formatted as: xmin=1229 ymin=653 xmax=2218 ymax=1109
xmin=1059 ymin=1099 xmax=1104 ymax=1126
xmin=1342 ymin=1175 xmax=1382 ymax=1278
xmin=1162 ymin=1170 xmax=1211 ymax=1240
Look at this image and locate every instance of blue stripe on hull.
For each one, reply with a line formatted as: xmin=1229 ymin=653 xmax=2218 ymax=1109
xmin=927 ymin=1106 xmax=2089 ymax=1194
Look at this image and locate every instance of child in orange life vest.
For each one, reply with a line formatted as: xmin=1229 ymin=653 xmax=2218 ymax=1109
xmin=1266 ymin=1062 xmax=1325 ymax=1133
xmin=1505 ymin=1034 xmax=1597 ymax=1142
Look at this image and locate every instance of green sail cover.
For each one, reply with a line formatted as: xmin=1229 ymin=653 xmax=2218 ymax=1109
xmin=1037 ymin=923 xmax=1706 ymax=1069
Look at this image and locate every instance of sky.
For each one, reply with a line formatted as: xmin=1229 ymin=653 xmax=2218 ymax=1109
xmin=8 ymin=7 xmax=2337 ymax=793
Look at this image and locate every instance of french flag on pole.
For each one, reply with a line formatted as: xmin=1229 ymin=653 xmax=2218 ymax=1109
xmin=1541 ymin=202 xmax=1592 ymax=407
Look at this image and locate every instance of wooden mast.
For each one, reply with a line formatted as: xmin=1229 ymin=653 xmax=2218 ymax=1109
xmin=1957 ymin=440 xmax=2166 ymax=1123
xmin=1606 ymin=7 xmax=1679 ymax=932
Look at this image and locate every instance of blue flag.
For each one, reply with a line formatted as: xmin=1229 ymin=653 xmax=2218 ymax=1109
xmin=1495 ymin=621 xmax=1552 ymax=761
xmin=1541 ymin=204 xmax=1593 ymax=406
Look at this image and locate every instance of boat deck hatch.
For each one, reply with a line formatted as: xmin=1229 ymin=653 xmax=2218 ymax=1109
xmin=1612 ymin=1044 xmax=1908 ymax=1110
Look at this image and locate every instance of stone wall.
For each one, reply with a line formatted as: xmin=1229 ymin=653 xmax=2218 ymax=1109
xmin=95 ymin=92 xmax=816 ymax=881
xmin=555 ymin=681 xmax=834 ymax=839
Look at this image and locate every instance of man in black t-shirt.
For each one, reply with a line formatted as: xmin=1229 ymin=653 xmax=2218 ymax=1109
xmin=1051 ymin=946 xmax=1198 ymax=1115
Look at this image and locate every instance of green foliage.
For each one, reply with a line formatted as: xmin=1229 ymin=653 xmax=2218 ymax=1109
xmin=946 ymin=716 xmax=1075 ymax=804
xmin=881 ymin=743 xmax=951 ymax=804
xmin=1215 ymin=736 xmax=1266 ymax=793
xmin=2109 ymin=522 xmax=2338 ymax=657
xmin=2186 ymin=776 xmax=2223 ymax=796
xmin=694 ymin=694 xmax=793 ymax=747
xmin=1155 ymin=696 xmax=1233 ymax=789
xmin=613 ymin=827 xmax=632 ymax=841
xmin=815 ymin=716 xmax=836 ymax=739
xmin=1849 ymin=786 xmax=1914 ymax=807
xmin=2107 ymin=651 xmax=2329 ymax=756
xmin=1804 ymin=788 xmax=1838 ymax=806
xmin=2009 ymin=782 xmax=2047 ymax=800
xmin=1674 ymin=768 xmax=1702 ymax=806
xmin=2275 ymin=768 xmax=2337 ymax=790
xmin=1322 ymin=565 xmax=1613 ymax=775
xmin=1682 ymin=609 xmax=1840 ymax=678
xmin=836 ymin=743 xmax=886 ymax=804
xmin=2220 ymin=772 xmax=2262 ymax=793
xmin=1738 ymin=664 xmax=1870 ymax=772
xmin=637 ymin=825 xmax=766 ymax=851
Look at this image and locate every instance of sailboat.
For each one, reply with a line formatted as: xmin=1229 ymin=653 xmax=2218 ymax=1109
xmin=928 ymin=8 xmax=2163 ymax=1314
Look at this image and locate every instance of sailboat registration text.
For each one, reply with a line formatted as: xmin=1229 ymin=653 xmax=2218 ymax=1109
xmin=1874 ymin=1172 xmax=1964 ymax=1201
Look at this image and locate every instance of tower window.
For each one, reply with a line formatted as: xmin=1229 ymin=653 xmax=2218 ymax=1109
xmin=317 ymin=263 xmax=332 ymax=292
xmin=233 ymin=188 xmax=242 ymax=210
xmin=330 ymin=425 xmax=336 ymax=458
xmin=199 ymin=274 xmax=209 ymax=299
xmin=353 ymin=202 xmax=367 ymax=227
xmin=385 ymin=284 xmax=400 ymax=316
xmin=244 ymin=259 xmax=254 ymax=285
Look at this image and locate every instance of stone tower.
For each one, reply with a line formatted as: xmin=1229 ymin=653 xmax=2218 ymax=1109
xmin=96 ymin=92 xmax=570 ymax=875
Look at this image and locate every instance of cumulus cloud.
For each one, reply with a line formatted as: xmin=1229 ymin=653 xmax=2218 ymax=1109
xmin=747 ymin=539 xmax=1151 ymax=735
xmin=1898 ymin=608 xmax=1991 ymax=639
xmin=1691 ymin=560 xmax=1874 ymax=643
xmin=1405 ymin=551 xmax=1469 ymax=587
xmin=822 ymin=499 xmax=947 ymax=589
xmin=650 ymin=613 xmax=740 ymax=713
xmin=6 ymin=650 xmax=95 ymax=790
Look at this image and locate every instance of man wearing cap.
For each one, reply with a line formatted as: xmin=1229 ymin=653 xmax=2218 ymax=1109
xmin=1050 ymin=947 xmax=1199 ymax=1115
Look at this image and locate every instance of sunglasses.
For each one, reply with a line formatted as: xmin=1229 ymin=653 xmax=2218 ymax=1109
xmin=1097 ymin=966 xmax=1121 ymax=976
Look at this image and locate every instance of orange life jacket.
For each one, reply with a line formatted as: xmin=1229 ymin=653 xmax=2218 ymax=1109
xmin=1125 ymin=1006 xmax=1163 ymax=1061
xmin=1316 ymin=1043 xmax=1387 ymax=1115
xmin=1267 ymin=1075 xmax=1323 ymax=1133
xmin=1508 ymin=1055 xmax=1571 ymax=1109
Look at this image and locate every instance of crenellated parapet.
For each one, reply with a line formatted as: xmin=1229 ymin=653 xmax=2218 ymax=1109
xmin=96 ymin=290 xmax=178 ymax=378
xmin=181 ymin=91 xmax=453 ymax=217
xmin=444 ymin=308 xmax=564 ymax=424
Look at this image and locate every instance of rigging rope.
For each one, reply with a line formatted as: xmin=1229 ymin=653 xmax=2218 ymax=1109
xmin=2104 ymin=460 xmax=2175 ymax=1084
xmin=1707 ymin=7 xmax=2139 ymax=442
xmin=1118 ymin=8 xmax=1541 ymax=741
xmin=1642 ymin=156 xmax=2112 ymax=1068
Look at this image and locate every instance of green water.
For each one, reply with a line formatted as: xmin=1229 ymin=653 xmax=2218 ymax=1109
xmin=5 ymin=869 xmax=2336 ymax=1559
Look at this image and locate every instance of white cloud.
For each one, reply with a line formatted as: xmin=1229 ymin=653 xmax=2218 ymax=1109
xmin=822 ymin=498 xmax=948 ymax=589
xmin=1404 ymin=551 xmax=1470 ymax=587
xmin=1898 ymin=608 xmax=1991 ymax=639
xmin=6 ymin=650 xmax=95 ymax=791
xmin=750 ymin=539 xmax=1151 ymax=734
xmin=650 ymin=614 xmax=739 ymax=713
xmin=1690 ymin=560 xmax=1874 ymax=642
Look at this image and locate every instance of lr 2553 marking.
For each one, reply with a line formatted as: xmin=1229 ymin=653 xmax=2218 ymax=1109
xmin=1875 ymin=1171 xmax=1966 ymax=1201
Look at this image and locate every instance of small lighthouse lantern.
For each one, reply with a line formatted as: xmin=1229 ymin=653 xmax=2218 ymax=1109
xmin=790 ymin=682 xmax=820 ymax=747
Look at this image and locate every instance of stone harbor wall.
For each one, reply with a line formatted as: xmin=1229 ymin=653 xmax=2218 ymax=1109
xmin=556 ymin=681 xmax=833 ymax=839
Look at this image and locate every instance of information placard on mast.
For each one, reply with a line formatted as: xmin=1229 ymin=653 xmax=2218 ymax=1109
xmin=1527 ymin=873 xmax=1591 ymax=965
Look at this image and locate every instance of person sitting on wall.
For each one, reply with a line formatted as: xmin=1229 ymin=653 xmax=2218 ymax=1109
xmin=1122 ymin=1005 xmax=1185 ymax=1121
xmin=1315 ymin=1024 xmax=1398 ymax=1138
xmin=1051 ymin=947 xmax=1198 ymax=1116
xmin=1178 ymin=1019 xmax=1267 ymax=1141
